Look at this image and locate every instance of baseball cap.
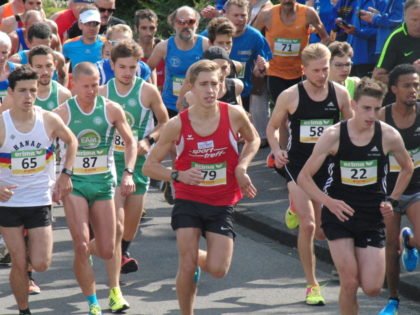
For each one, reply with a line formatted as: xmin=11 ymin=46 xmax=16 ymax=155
xmin=79 ymin=10 xmax=101 ymax=24
xmin=203 ymin=46 xmax=230 ymax=61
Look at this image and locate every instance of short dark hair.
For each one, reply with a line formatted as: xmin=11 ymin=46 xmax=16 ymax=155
xmin=28 ymin=22 xmax=52 ymax=43
xmin=388 ymin=64 xmax=418 ymax=87
xmin=328 ymin=41 xmax=354 ymax=59
xmin=134 ymin=9 xmax=157 ymax=28
xmin=8 ymin=65 xmax=38 ymax=90
xmin=207 ymin=17 xmax=236 ymax=43
xmin=28 ymin=45 xmax=54 ymax=65
xmin=111 ymin=40 xmax=143 ymax=63
xmin=354 ymin=77 xmax=388 ymax=101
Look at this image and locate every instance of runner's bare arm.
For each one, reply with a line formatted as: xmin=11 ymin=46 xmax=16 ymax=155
xmin=230 ymin=105 xmax=260 ymax=198
xmin=307 ymin=7 xmax=331 ymax=44
xmin=335 ymin=82 xmax=353 ymax=119
xmin=138 ymin=83 xmax=169 ymax=155
xmin=253 ymin=8 xmax=270 ymax=32
xmin=0 ymin=92 xmax=13 ymax=114
xmin=382 ymin=123 xmax=414 ymax=200
xmin=57 ymin=83 xmax=72 ymax=104
xmin=143 ymin=117 xmax=203 ymax=185
xmin=147 ymin=40 xmax=167 ymax=71
xmin=297 ymin=124 xmax=355 ymax=222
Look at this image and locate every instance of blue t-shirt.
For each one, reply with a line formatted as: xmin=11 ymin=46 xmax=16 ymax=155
xmin=202 ymin=25 xmax=272 ymax=97
xmin=0 ymin=62 xmax=16 ymax=102
xmin=162 ymin=36 xmax=204 ymax=112
xmin=63 ymin=35 xmax=105 ymax=69
xmin=310 ymin=0 xmax=336 ymax=43
xmin=96 ymin=58 xmax=151 ymax=85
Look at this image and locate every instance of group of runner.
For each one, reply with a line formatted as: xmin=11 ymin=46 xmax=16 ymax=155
xmin=0 ymin=0 xmax=418 ymax=315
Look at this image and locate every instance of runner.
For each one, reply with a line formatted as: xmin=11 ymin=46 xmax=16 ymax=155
xmin=54 ymin=62 xmax=137 ymax=315
xmin=266 ymin=43 xmax=352 ymax=306
xmin=0 ymin=31 xmax=18 ymax=104
xmin=297 ymin=77 xmax=414 ymax=315
xmin=0 ymin=65 xmax=77 ymax=315
xmin=143 ymin=59 xmax=260 ymax=315
xmin=378 ymin=64 xmax=420 ymax=315
xmin=97 ymin=40 xmax=168 ymax=311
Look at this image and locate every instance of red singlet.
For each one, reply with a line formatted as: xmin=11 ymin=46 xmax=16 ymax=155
xmin=174 ymin=102 xmax=242 ymax=206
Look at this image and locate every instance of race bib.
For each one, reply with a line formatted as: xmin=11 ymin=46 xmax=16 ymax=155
xmin=192 ymin=162 xmax=227 ymax=187
xmin=11 ymin=149 xmax=46 ymax=176
xmin=274 ymin=38 xmax=301 ymax=57
xmin=238 ymin=62 xmax=247 ymax=79
xmin=340 ymin=160 xmax=377 ymax=186
xmin=300 ymin=119 xmax=333 ymax=143
xmin=389 ymin=147 xmax=420 ymax=172
xmin=114 ymin=130 xmax=138 ymax=153
xmin=172 ymin=76 xmax=184 ymax=96
xmin=74 ymin=148 xmax=108 ymax=175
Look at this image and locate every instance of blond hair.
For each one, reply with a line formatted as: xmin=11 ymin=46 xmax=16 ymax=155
xmin=187 ymin=60 xmax=221 ymax=85
xmin=301 ymin=43 xmax=331 ymax=66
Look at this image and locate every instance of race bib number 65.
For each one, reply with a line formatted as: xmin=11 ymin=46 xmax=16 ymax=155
xmin=192 ymin=162 xmax=227 ymax=186
xmin=11 ymin=149 xmax=46 ymax=176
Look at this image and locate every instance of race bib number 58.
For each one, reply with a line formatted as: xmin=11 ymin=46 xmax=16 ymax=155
xmin=192 ymin=162 xmax=227 ymax=186
xmin=340 ymin=160 xmax=377 ymax=186
xmin=300 ymin=119 xmax=333 ymax=143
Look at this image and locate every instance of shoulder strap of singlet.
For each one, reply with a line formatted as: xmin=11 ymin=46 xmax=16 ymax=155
xmin=384 ymin=104 xmax=393 ymax=125
xmin=327 ymin=81 xmax=338 ymax=104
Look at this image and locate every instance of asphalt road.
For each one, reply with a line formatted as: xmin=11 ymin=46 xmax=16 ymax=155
xmin=0 ymin=186 xmax=419 ymax=314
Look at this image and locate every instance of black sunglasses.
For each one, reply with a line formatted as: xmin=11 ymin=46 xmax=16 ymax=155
xmin=97 ymin=7 xmax=116 ymax=13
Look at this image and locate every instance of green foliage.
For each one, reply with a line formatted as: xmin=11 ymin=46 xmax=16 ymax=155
xmin=43 ymin=0 xmax=66 ymax=18
xmin=115 ymin=0 xmax=213 ymax=39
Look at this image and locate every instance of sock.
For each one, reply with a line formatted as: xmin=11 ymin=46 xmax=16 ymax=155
xmin=121 ymin=239 xmax=131 ymax=255
xmin=27 ymin=271 xmax=32 ymax=280
xmin=19 ymin=309 xmax=31 ymax=315
xmin=86 ymin=294 xmax=99 ymax=307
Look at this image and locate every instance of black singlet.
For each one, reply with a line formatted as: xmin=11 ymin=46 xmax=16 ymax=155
xmin=325 ymin=121 xmax=388 ymax=217
xmin=287 ymin=81 xmax=340 ymax=166
xmin=385 ymin=103 xmax=420 ymax=195
xmin=219 ymin=78 xmax=238 ymax=105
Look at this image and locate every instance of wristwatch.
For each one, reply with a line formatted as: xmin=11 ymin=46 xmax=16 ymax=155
xmin=386 ymin=197 xmax=399 ymax=208
xmin=144 ymin=135 xmax=155 ymax=145
xmin=61 ymin=168 xmax=73 ymax=177
xmin=171 ymin=170 xmax=180 ymax=183
xmin=124 ymin=168 xmax=134 ymax=175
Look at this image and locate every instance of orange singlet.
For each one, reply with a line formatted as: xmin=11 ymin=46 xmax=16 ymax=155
xmin=1 ymin=2 xmax=15 ymax=20
xmin=266 ymin=3 xmax=310 ymax=80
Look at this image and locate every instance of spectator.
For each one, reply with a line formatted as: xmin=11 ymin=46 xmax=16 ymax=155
xmin=333 ymin=0 xmax=357 ymax=41
xmin=373 ymin=0 xmax=420 ymax=84
xmin=307 ymin=0 xmax=339 ymax=43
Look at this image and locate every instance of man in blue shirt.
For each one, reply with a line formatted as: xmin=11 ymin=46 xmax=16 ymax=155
xmin=63 ymin=5 xmax=105 ymax=70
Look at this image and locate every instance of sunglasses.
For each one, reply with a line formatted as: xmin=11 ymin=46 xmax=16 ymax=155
xmin=97 ymin=7 xmax=116 ymax=13
xmin=175 ymin=18 xmax=196 ymax=26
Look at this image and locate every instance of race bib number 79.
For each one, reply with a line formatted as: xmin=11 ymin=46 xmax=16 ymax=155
xmin=340 ymin=160 xmax=377 ymax=186
xmin=192 ymin=162 xmax=227 ymax=186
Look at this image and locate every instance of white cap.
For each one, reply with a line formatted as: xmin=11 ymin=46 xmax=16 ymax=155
xmin=79 ymin=10 xmax=101 ymax=24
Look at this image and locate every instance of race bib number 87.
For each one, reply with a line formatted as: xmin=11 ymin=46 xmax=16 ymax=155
xmin=192 ymin=162 xmax=227 ymax=186
xmin=340 ymin=160 xmax=377 ymax=186
xmin=11 ymin=149 xmax=46 ymax=176
xmin=74 ymin=149 xmax=108 ymax=175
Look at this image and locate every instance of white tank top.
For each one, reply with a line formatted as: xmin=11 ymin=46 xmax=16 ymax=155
xmin=0 ymin=106 xmax=55 ymax=207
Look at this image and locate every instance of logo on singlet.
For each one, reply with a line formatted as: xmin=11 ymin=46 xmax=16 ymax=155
xmin=78 ymin=129 xmax=101 ymax=149
xmin=127 ymin=98 xmax=137 ymax=107
xmin=169 ymin=56 xmax=181 ymax=67
xmin=125 ymin=111 xmax=135 ymax=127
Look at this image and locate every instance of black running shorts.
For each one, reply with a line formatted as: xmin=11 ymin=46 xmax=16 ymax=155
xmin=0 ymin=205 xmax=52 ymax=229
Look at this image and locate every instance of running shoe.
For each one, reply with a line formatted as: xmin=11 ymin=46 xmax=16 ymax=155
xmin=401 ymin=227 xmax=419 ymax=272
xmin=88 ymin=304 xmax=102 ymax=315
xmin=378 ymin=298 xmax=399 ymax=315
xmin=266 ymin=153 xmax=275 ymax=168
xmin=285 ymin=202 xmax=299 ymax=229
xmin=28 ymin=279 xmax=41 ymax=295
xmin=305 ymin=285 xmax=325 ymax=306
xmin=108 ymin=287 xmax=130 ymax=313
xmin=121 ymin=253 xmax=138 ymax=274
xmin=193 ymin=266 xmax=201 ymax=284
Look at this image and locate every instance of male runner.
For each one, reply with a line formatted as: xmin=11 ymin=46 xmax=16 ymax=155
xmin=378 ymin=64 xmax=420 ymax=315
xmin=97 ymin=40 xmax=169 ymax=312
xmin=298 ymin=77 xmax=413 ymax=315
xmin=266 ymin=43 xmax=353 ymax=305
xmin=143 ymin=59 xmax=260 ymax=315
xmin=0 ymin=65 xmax=77 ymax=315
xmin=54 ymin=62 xmax=137 ymax=315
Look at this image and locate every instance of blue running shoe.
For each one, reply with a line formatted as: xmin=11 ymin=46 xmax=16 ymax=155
xmin=378 ymin=299 xmax=399 ymax=315
xmin=401 ymin=227 xmax=419 ymax=272
xmin=193 ymin=266 xmax=201 ymax=284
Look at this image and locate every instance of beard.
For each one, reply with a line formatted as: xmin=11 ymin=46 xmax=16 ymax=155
xmin=179 ymin=28 xmax=193 ymax=41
